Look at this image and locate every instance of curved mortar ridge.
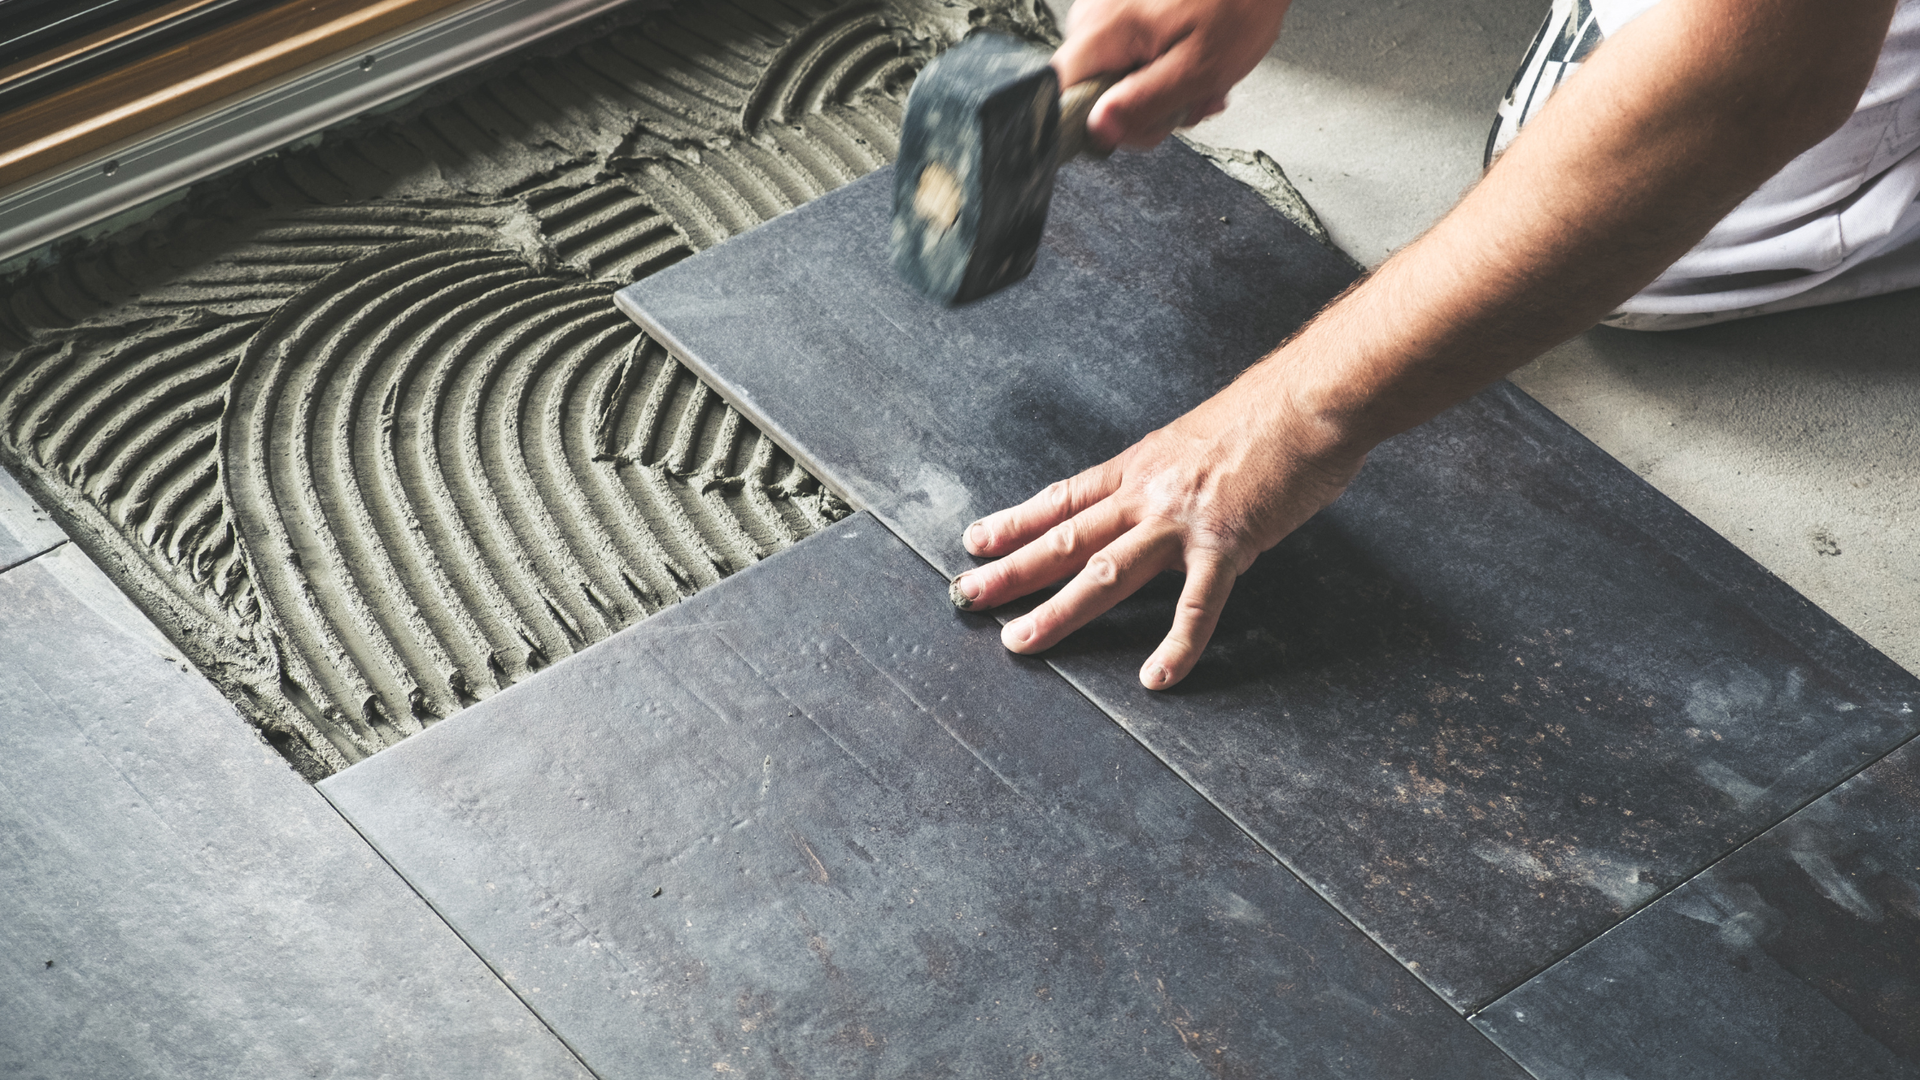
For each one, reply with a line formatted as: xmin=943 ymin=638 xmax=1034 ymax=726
xmin=0 ymin=0 xmax=1061 ymax=778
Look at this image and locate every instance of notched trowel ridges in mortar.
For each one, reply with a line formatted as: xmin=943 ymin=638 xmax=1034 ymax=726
xmin=0 ymin=0 xmax=1062 ymax=778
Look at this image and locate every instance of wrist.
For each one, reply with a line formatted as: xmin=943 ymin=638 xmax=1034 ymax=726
xmin=1248 ymin=337 xmax=1391 ymax=467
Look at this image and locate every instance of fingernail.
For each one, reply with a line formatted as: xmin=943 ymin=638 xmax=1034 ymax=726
xmin=949 ymin=574 xmax=979 ymax=610
xmin=1003 ymin=617 xmax=1032 ymax=648
xmin=1143 ymin=662 xmax=1169 ymax=689
xmin=964 ymin=521 xmax=988 ymax=551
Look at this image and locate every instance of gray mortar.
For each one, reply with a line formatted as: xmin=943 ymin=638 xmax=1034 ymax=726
xmin=0 ymin=0 xmax=1063 ymax=779
xmin=1180 ymin=138 xmax=1341 ymax=255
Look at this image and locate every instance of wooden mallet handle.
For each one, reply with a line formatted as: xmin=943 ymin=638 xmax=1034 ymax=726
xmin=1055 ymin=73 xmax=1121 ymax=165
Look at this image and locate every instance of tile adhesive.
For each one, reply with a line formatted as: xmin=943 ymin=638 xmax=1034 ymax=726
xmin=0 ymin=0 xmax=1327 ymax=779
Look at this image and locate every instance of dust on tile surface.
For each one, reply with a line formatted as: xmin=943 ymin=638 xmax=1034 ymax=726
xmin=1474 ymin=731 xmax=1920 ymax=1077
xmin=0 ymin=0 xmax=1058 ymax=778
xmin=614 ymin=151 xmax=1920 ymax=1011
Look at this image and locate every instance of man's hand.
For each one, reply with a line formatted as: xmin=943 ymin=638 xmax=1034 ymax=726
xmin=961 ymin=0 xmax=1895 ymax=689
xmin=951 ymin=370 xmax=1364 ymax=689
xmin=1052 ymin=0 xmax=1291 ymax=149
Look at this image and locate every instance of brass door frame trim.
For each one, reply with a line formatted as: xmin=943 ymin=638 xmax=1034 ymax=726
xmin=0 ymin=0 xmax=484 ymax=188
xmin=0 ymin=0 xmax=253 ymax=88
xmin=0 ymin=0 xmax=651 ymax=266
xmin=0 ymin=0 xmax=286 ymax=116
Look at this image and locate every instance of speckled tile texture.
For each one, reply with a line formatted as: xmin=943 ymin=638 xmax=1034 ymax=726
xmin=0 ymin=464 xmax=62 ymax=573
xmin=0 ymin=544 xmax=589 ymax=1079
xmin=323 ymin=515 xmax=1531 ymax=1079
xmin=617 ymin=146 xmax=1920 ymax=1011
xmin=1477 ymin=732 xmax=1920 ymax=1077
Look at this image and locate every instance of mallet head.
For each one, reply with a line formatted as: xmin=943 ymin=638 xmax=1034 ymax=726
xmin=891 ymin=32 xmax=1062 ymax=305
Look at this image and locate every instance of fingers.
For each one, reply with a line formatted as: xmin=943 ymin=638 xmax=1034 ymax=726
xmin=979 ymin=526 xmax=1238 ymax=694
xmin=1001 ymin=523 xmax=1178 ymax=654
xmin=1051 ymin=20 xmax=1145 ymax=88
xmin=1138 ymin=555 xmax=1236 ymax=689
xmin=1086 ymin=35 xmax=1224 ymax=148
xmin=1052 ymin=0 xmax=1171 ymax=87
xmin=962 ymin=458 xmax=1124 ymax=559
xmin=953 ymin=496 xmax=1130 ymax=611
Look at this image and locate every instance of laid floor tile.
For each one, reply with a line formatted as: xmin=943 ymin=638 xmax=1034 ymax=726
xmin=618 ymin=143 xmax=1358 ymax=573
xmin=0 ymin=464 xmax=64 ymax=574
xmin=322 ymin=514 xmax=1528 ymax=1079
xmin=0 ymin=545 xmax=589 ymax=1080
xmin=616 ymin=144 xmax=1920 ymax=1010
xmin=1475 ymin=732 xmax=1920 ymax=1078
xmin=1042 ymin=384 xmax=1920 ymax=1009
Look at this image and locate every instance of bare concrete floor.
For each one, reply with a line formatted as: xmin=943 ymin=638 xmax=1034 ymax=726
xmin=1049 ymin=0 xmax=1920 ymax=675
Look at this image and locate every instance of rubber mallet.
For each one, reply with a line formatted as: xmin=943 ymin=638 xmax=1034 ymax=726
xmin=891 ymin=32 xmax=1117 ymax=305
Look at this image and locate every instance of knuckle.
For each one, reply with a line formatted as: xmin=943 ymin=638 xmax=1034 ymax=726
xmin=1045 ymin=521 xmax=1078 ymax=557
xmin=1045 ymin=481 xmax=1074 ymax=514
xmin=1085 ymin=552 xmax=1121 ymax=588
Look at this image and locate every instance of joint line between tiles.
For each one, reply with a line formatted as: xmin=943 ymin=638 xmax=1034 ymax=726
xmin=314 ymin=787 xmax=610 ymax=1080
xmin=633 ymin=333 xmax=1531 ymax=1051
xmin=860 ymin=513 xmax=1531 ymax=1051
xmin=1470 ymin=718 xmax=1920 ymax=1016
xmin=0 ymin=537 xmax=68 ymax=578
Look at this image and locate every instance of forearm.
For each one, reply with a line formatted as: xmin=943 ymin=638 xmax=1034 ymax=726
xmin=960 ymin=0 xmax=1902 ymax=688
xmin=1261 ymin=0 xmax=1896 ymax=452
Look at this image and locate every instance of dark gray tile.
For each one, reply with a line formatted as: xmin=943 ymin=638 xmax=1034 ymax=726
xmin=1475 ymin=733 xmax=1920 ymax=1078
xmin=617 ymin=142 xmax=1358 ymax=573
xmin=321 ymin=514 xmax=1528 ymax=1079
xmin=0 ymin=544 xmax=589 ymax=1080
xmin=614 ymin=144 xmax=1920 ymax=1010
xmin=1043 ymin=384 xmax=1920 ymax=1010
xmin=0 ymin=464 xmax=64 ymax=574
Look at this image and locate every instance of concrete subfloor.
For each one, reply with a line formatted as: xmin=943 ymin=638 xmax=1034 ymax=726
xmin=1047 ymin=0 xmax=1920 ymax=675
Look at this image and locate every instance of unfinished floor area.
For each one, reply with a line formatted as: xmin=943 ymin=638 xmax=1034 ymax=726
xmin=0 ymin=0 xmax=1056 ymax=778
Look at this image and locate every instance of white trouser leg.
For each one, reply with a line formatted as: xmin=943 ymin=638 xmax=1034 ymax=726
xmin=1489 ymin=0 xmax=1920 ymax=331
